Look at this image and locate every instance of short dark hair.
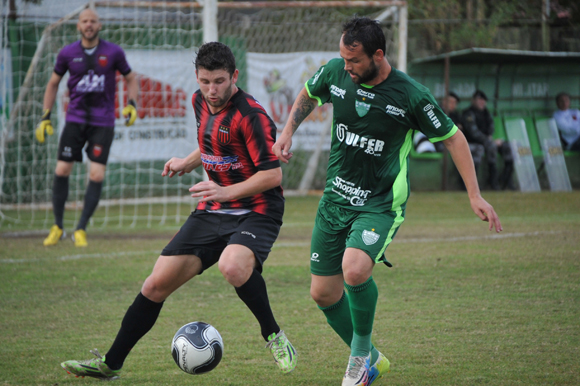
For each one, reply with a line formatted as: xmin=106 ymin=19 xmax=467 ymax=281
xmin=448 ymin=91 xmax=460 ymax=103
xmin=555 ymin=92 xmax=569 ymax=105
xmin=472 ymin=90 xmax=488 ymax=101
xmin=194 ymin=42 xmax=236 ymax=75
xmin=342 ymin=16 xmax=386 ymax=58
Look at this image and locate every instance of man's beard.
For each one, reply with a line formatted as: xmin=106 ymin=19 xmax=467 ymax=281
xmin=354 ymin=61 xmax=379 ymax=85
xmin=206 ymin=85 xmax=233 ymax=109
xmin=81 ymin=29 xmax=99 ymax=43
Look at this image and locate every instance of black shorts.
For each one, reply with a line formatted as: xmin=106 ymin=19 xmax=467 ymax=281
xmin=58 ymin=122 xmax=114 ymax=165
xmin=161 ymin=210 xmax=282 ymax=275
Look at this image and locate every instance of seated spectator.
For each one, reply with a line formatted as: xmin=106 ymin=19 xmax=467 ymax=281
xmin=462 ymin=90 xmax=514 ymax=190
xmin=413 ymin=92 xmax=460 ymax=154
xmin=553 ymin=92 xmax=580 ymax=151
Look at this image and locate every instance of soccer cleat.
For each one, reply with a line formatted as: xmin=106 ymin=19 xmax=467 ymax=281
xmin=367 ymin=352 xmax=390 ymax=385
xmin=342 ymin=354 xmax=370 ymax=386
xmin=265 ymin=330 xmax=297 ymax=374
xmin=60 ymin=348 xmax=121 ymax=380
xmin=72 ymin=229 xmax=88 ymax=247
xmin=43 ymin=225 xmax=65 ymax=246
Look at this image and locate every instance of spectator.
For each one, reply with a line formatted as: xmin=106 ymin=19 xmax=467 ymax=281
xmin=462 ymin=90 xmax=514 ymax=190
xmin=443 ymin=92 xmax=484 ymax=175
xmin=553 ymin=92 xmax=580 ymax=151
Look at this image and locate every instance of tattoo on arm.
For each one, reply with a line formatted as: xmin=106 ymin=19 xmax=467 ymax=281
xmin=291 ymin=95 xmax=316 ymax=132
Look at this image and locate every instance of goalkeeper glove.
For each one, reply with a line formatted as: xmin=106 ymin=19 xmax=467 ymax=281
xmin=35 ymin=109 xmax=54 ymax=144
xmin=122 ymin=99 xmax=137 ymax=126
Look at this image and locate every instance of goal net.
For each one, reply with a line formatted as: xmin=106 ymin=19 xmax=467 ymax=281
xmin=0 ymin=0 xmax=407 ymax=230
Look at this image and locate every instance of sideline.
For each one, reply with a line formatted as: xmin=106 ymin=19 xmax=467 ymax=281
xmin=1 ymin=230 xmax=561 ymax=264
xmin=272 ymin=230 xmax=563 ymax=249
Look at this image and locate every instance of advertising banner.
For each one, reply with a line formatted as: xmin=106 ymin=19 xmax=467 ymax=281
xmin=58 ymin=49 xmax=198 ymax=162
xmin=247 ymin=51 xmax=337 ymax=151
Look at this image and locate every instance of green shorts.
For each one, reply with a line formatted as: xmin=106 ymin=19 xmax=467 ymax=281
xmin=310 ymin=200 xmax=405 ymax=276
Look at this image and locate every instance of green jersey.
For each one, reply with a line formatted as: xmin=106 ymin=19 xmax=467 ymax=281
xmin=305 ymin=58 xmax=457 ymax=212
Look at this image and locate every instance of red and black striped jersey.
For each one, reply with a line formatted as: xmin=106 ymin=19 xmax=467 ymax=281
xmin=192 ymin=88 xmax=284 ymax=223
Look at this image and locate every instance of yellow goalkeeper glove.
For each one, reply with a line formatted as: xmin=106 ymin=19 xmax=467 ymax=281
xmin=35 ymin=109 xmax=54 ymax=144
xmin=122 ymin=99 xmax=137 ymax=126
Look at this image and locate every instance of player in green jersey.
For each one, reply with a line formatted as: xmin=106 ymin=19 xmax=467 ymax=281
xmin=272 ymin=17 xmax=502 ymax=386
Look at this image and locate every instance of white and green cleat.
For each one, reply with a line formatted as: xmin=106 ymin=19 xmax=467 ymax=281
xmin=368 ymin=352 xmax=391 ymax=385
xmin=60 ymin=349 xmax=120 ymax=380
xmin=265 ymin=330 xmax=297 ymax=374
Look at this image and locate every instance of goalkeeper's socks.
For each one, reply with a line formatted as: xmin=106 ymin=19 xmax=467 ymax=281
xmin=105 ymin=292 xmax=164 ymax=370
xmin=52 ymin=175 xmax=69 ymax=229
xmin=345 ymin=277 xmax=378 ymax=358
xmin=76 ymin=180 xmax=103 ymax=231
xmin=235 ymin=269 xmax=280 ymax=342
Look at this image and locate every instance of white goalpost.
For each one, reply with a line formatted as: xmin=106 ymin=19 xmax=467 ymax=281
xmin=0 ymin=0 xmax=408 ymax=230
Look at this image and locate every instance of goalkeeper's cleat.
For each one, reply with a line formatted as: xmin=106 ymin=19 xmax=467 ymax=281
xmin=43 ymin=225 xmax=65 ymax=246
xmin=61 ymin=349 xmax=121 ymax=380
xmin=122 ymin=99 xmax=137 ymax=126
xmin=368 ymin=352 xmax=390 ymax=385
xmin=265 ymin=330 xmax=297 ymax=374
xmin=72 ymin=229 xmax=88 ymax=247
xmin=35 ymin=109 xmax=54 ymax=143
xmin=342 ymin=354 xmax=370 ymax=386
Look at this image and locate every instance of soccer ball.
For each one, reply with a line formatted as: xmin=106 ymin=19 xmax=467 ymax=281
xmin=171 ymin=321 xmax=224 ymax=375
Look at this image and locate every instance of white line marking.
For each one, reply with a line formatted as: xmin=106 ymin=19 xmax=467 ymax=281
xmin=1 ymin=250 xmax=158 ymax=264
xmin=274 ymin=230 xmax=560 ymax=248
xmin=0 ymin=231 xmax=562 ymax=264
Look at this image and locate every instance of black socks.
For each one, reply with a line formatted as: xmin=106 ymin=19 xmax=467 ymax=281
xmin=52 ymin=175 xmax=69 ymax=229
xmin=235 ymin=269 xmax=280 ymax=341
xmin=76 ymin=180 xmax=102 ymax=230
xmin=105 ymin=293 xmax=164 ymax=370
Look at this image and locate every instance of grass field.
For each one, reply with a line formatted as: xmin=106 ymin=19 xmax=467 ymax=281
xmin=1 ymin=191 xmax=579 ymax=385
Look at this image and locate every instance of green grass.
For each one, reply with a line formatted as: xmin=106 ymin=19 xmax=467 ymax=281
xmin=1 ymin=192 xmax=579 ymax=385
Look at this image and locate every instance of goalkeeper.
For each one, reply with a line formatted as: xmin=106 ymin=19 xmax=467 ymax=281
xmin=273 ymin=16 xmax=502 ymax=386
xmin=36 ymin=8 xmax=138 ymax=247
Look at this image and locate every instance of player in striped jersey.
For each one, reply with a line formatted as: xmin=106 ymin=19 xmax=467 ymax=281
xmin=60 ymin=42 xmax=296 ymax=380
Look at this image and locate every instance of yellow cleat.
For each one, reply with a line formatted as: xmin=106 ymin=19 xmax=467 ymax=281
xmin=368 ymin=352 xmax=390 ymax=385
xmin=43 ymin=225 xmax=64 ymax=246
xmin=72 ymin=229 xmax=88 ymax=247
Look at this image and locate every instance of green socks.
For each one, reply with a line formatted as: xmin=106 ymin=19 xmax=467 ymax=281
xmin=318 ymin=285 xmax=379 ymax=363
xmin=345 ymin=277 xmax=378 ymax=358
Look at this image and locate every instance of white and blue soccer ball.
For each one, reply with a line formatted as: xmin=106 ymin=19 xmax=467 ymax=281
xmin=171 ymin=321 xmax=224 ymax=375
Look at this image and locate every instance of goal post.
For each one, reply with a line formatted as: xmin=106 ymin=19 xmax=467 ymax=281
xmin=0 ymin=0 xmax=408 ymax=229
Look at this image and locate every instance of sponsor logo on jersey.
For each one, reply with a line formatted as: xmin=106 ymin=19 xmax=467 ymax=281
xmin=77 ymin=70 xmax=105 ymax=93
xmin=362 ymin=229 xmax=380 ymax=245
xmin=385 ymin=105 xmax=406 ymax=117
xmin=93 ymin=144 xmax=103 ymax=158
xmin=357 ymin=89 xmax=375 ymax=99
xmin=332 ymin=176 xmax=371 ymax=207
xmin=311 ymin=252 xmax=320 ymax=262
xmin=312 ymin=67 xmax=324 ymax=84
xmin=335 ymin=123 xmax=385 ymax=156
xmin=73 ymin=57 xmax=83 ymax=62
xmin=355 ymin=100 xmax=371 ymax=117
xmin=423 ymin=103 xmax=442 ymax=128
xmin=98 ymin=55 xmax=108 ymax=67
xmin=218 ymin=125 xmax=231 ymax=145
xmin=330 ymin=85 xmax=346 ymax=99
xmin=241 ymin=231 xmax=256 ymax=239
xmin=201 ymin=153 xmax=243 ymax=172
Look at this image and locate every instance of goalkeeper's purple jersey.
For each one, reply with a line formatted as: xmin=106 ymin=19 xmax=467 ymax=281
xmin=54 ymin=39 xmax=131 ymax=127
